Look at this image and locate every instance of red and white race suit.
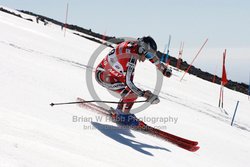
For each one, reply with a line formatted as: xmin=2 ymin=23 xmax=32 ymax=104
xmin=95 ymin=40 xmax=167 ymax=112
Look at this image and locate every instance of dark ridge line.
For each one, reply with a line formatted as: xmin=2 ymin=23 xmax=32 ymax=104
xmin=0 ymin=7 xmax=248 ymax=95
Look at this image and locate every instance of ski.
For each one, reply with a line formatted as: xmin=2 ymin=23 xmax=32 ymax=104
xmin=76 ymin=97 xmax=199 ymax=152
xmin=141 ymin=124 xmax=199 ymax=152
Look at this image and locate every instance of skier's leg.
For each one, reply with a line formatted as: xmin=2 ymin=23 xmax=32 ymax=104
xmin=116 ymin=87 xmax=138 ymax=113
xmin=95 ymin=69 xmax=140 ymax=126
xmin=113 ymin=88 xmax=141 ymax=126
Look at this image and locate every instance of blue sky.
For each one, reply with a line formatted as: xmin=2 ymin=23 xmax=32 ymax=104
xmin=1 ymin=0 xmax=250 ymax=84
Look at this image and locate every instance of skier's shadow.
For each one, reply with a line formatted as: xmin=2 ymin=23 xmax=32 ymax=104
xmin=91 ymin=122 xmax=170 ymax=156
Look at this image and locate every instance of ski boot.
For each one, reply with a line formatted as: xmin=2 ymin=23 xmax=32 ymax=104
xmin=110 ymin=108 xmax=140 ymax=126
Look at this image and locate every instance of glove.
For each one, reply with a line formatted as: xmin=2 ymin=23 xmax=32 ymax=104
xmin=143 ymin=90 xmax=160 ymax=104
xmin=163 ymin=67 xmax=172 ymax=78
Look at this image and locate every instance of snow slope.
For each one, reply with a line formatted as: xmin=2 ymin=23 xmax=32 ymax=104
xmin=1 ymin=6 xmax=250 ymax=167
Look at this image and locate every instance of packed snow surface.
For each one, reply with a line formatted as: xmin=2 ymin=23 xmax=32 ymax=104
xmin=0 ymin=6 xmax=250 ymax=167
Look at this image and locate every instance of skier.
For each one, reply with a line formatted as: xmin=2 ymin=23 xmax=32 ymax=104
xmin=95 ymin=36 xmax=172 ymax=126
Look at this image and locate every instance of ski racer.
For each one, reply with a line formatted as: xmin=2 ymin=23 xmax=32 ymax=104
xmin=95 ymin=36 xmax=172 ymax=126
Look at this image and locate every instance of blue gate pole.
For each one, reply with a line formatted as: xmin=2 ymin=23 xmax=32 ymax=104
xmin=231 ymin=101 xmax=240 ymax=126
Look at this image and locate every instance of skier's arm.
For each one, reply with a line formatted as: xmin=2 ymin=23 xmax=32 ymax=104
xmin=126 ymin=57 xmax=144 ymax=97
xmin=146 ymin=52 xmax=172 ymax=77
xmin=125 ymin=57 xmax=159 ymax=104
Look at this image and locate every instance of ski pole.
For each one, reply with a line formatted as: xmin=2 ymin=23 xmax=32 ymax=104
xmin=50 ymin=100 xmax=147 ymax=107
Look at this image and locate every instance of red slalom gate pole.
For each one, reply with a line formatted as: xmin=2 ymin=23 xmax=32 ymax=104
xmin=64 ymin=3 xmax=69 ymax=37
xmin=212 ymin=63 xmax=218 ymax=83
xmin=218 ymin=85 xmax=222 ymax=107
xmin=177 ymin=42 xmax=184 ymax=69
xmin=180 ymin=38 xmax=208 ymax=82
xmin=102 ymin=30 xmax=106 ymax=44
xmin=221 ymin=86 xmax=224 ymax=108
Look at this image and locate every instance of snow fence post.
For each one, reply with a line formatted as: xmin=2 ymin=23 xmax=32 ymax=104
xmin=231 ymin=101 xmax=240 ymax=126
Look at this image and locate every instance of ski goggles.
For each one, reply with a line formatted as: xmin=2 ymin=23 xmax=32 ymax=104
xmin=145 ymin=52 xmax=154 ymax=59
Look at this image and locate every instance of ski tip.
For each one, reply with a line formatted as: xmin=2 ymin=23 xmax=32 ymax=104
xmin=189 ymin=146 xmax=200 ymax=152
